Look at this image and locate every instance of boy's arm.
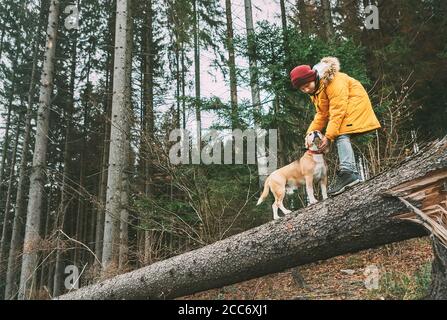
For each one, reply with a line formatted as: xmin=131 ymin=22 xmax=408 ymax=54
xmin=306 ymin=95 xmax=329 ymax=134
xmin=325 ymin=77 xmax=349 ymax=141
xmin=307 ymin=109 xmax=329 ymax=135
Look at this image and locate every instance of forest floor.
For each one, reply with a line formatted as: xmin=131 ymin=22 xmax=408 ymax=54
xmin=180 ymin=237 xmax=433 ymax=300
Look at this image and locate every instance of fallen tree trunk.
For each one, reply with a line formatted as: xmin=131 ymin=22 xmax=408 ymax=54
xmin=58 ymin=137 xmax=447 ymax=300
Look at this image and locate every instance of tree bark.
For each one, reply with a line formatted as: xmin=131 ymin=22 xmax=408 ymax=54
xmin=38 ymin=183 xmax=53 ymax=295
xmin=175 ymin=45 xmax=181 ymax=128
xmin=18 ymin=0 xmax=60 ymax=300
xmin=73 ymin=147 xmax=85 ymax=266
xmin=427 ymin=237 xmax=447 ymax=299
xmin=279 ymin=0 xmax=290 ymax=63
xmin=142 ymin=0 xmax=154 ymax=194
xmin=278 ymin=0 xmax=289 ymax=168
xmin=96 ymin=95 xmax=111 ymax=268
xmin=244 ymin=0 xmax=269 ymax=187
xmin=193 ymin=0 xmax=201 ymax=145
xmin=4 ymin=41 xmax=39 ymax=300
xmin=102 ymin=0 xmax=131 ymax=273
xmin=225 ymin=0 xmax=238 ymax=129
xmin=119 ymin=0 xmax=133 ymax=272
xmin=243 ymin=0 xmax=261 ymax=113
xmin=95 ymin=0 xmax=115 ymax=266
xmin=321 ymin=0 xmax=334 ymax=40
xmin=119 ymin=171 xmax=129 ymax=271
xmin=181 ymin=43 xmax=186 ymax=130
xmin=58 ymin=137 xmax=447 ymax=300
xmin=0 ymin=119 xmax=21 ymax=294
xmin=53 ymin=25 xmax=77 ymax=298
xmin=339 ymin=0 xmax=362 ymax=40
xmin=296 ymin=0 xmax=311 ymax=35
xmin=0 ymin=26 xmax=5 ymax=60
xmin=0 ymin=46 xmax=19 ymax=209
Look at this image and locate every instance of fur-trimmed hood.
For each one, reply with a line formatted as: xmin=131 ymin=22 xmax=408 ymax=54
xmin=312 ymin=57 xmax=341 ymax=85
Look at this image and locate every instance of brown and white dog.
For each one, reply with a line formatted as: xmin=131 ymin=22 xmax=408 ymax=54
xmin=256 ymin=130 xmax=328 ymax=220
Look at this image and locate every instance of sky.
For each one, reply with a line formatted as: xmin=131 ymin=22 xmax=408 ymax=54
xmin=198 ymin=0 xmax=282 ymax=130
xmin=201 ymin=0 xmax=282 ymax=100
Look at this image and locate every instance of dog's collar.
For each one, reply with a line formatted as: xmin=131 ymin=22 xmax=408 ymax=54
xmin=306 ymin=149 xmax=324 ymax=155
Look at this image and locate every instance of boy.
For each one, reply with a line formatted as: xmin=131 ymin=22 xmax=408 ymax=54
xmin=290 ymin=57 xmax=381 ymax=196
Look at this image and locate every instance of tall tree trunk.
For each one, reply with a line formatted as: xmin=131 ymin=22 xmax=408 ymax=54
xmin=95 ymin=0 xmax=115 ymax=267
xmin=139 ymin=0 xmax=156 ymax=268
xmin=278 ymin=0 xmax=289 ymax=167
xmin=142 ymin=0 xmax=154 ymax=195
xmin=193 ymin=0 xmax=201 ymax=147
xmin=0 ymin=48 xmax=19 ymax=210
xmin=58 ymin=137 xmax=447 ymax=300
xmin=119 ymin=171 xmax=129 ymax=271
xmin=88 ymin=198 xmax=96 ymax=266
xmin=18 ymin=0 xmax=60 ymax=300
xmin=181 ymin=43 xmax=186 ymax=130
xmin=95 ymin=108 xmax=110 ymax=267
xmin=296 ymin=0 xmax=310 ymax=35
xmin=52 ymin=26 xmax=77 ymax=298
xmin=102 ymin=0 xmax=131 ymax=274
xmin=75 ymin=69 xmax=91 ymax=270
xmin=339 ymin=0 xmax=362 ymax=40
xmin=244 ymin=0 xmax=267 ymax=187
xmin=0 ymin=119 xmax=21 ymax=297
xmin=321 ymin=0 xmax=334 ymax=39
xmin=38 ymin=184 xmax=52 ymax=296
xmin=119 ymin=1 xmax=133 ymax=272
xmin=73 ymin=152 xmax=85 ymax=266
xmin=279 ymin=0 xmax=289 ymax=55
xmin=225 ymin=0 xmax=238 ymax=129
xmin=175 ymin=47 xmax=181 ymax=128
xmin=273 ymin=96 xmax=286 ymax=168
xmin=427 ymin=237 xmax=447 ymax=299
xmin=4 ymin=41 xmax=39 ymax=300
xmin=0 ymin=26 xmax=5 ymax=60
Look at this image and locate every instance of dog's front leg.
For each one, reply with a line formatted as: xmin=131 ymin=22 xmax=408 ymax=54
xmin=321 ymin=175 xmax=328 ymax=200
xmin=305 ymin=175 xmax=317 ymax=205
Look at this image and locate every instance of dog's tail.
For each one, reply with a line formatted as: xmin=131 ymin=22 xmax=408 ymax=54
xmin=256 ymin=177 xmax=270 ymax=206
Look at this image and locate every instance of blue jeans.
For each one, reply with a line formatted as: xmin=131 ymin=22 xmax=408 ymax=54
xmin=335 ymin=135 xmax=357 ymax=173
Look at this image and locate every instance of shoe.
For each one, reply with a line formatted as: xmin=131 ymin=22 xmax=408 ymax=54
xmin=328 ymin=170 xmax=361 ymax=196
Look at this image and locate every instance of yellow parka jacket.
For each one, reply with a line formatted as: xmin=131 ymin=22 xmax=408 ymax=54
xmin=306 ymin=57 xmax=381 ymax=141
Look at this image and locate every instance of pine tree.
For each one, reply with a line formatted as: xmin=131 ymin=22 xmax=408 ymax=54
xmin=224 ymin=0 xmax=238 ymax=129
xmin=18 ymin=0 xmax=60 ymax=300
xmin=102 ymin=0 xmax=132 ymax=274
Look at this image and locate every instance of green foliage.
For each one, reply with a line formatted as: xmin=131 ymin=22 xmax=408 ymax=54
xmin=367 ymin=263 xmax=431 ymax=300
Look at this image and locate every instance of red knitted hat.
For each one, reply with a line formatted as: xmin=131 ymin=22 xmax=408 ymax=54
xmin=290 ymin=65 xmax=316 ymax=89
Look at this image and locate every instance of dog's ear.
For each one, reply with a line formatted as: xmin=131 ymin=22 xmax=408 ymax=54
xmin=304 ymin=137 xmax=309 ymax=149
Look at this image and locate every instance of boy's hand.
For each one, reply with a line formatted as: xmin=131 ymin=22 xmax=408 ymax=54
xmin=318 ymin=136 xmax=330 ymax=151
